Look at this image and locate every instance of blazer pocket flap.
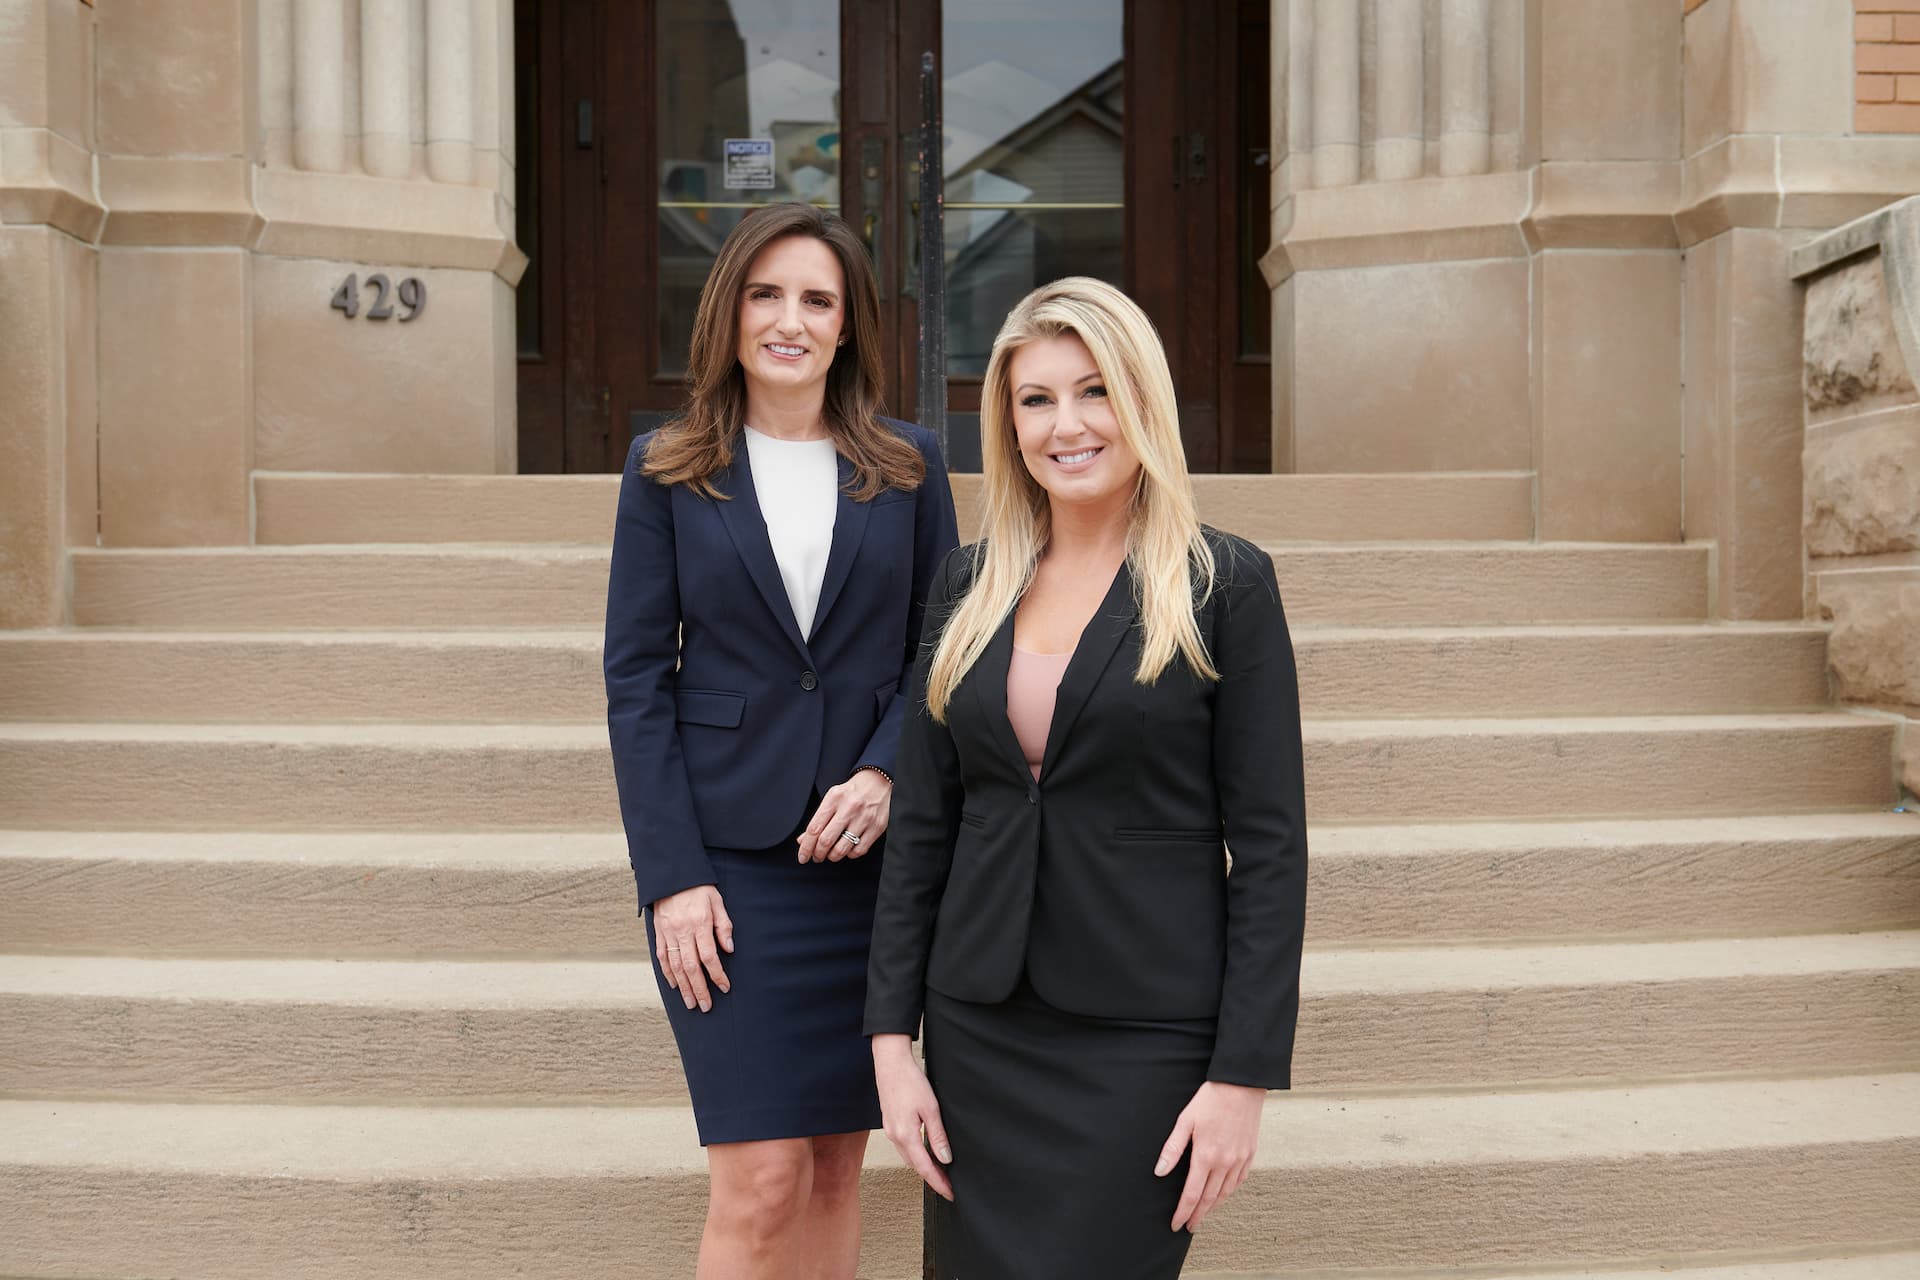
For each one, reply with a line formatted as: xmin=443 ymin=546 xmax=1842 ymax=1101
xmin=874 ymin=679 xmax=900 ymax=716
xmin=1113 ymin=827 xmax=1221 ymax=844
xmin=674 ymin=689 xmax=746 ymax=728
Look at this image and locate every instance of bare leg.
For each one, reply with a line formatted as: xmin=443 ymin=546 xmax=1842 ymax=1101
xmin=799 ymin=1131 xmax=870 ymax=1279
xmin=696 ymin=1138 xmax=813 ymax=1280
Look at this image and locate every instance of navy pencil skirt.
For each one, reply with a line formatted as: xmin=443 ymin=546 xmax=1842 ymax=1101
xmin=645 ymin=833 xmax=884 ymax=1146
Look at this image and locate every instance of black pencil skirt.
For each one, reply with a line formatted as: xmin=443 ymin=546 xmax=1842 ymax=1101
xmin=923 ymin=976 xmax=1217 ymax=1279
xmin=646 ymin=838 xmax=884 ymax=1146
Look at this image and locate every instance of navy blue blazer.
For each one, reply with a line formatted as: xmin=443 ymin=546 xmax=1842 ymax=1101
xmin=604 ymin=418 xmax=961 ymax=911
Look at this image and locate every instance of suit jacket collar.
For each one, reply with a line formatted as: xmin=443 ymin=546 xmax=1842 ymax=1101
xmin=970 ymin=557 xmax=1137 ymax=785
xmin=712 ymin=438 xmax=872 ymax=658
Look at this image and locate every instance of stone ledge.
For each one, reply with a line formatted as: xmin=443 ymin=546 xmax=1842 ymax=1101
xmin=1523 ymin=161 xmax=1682 ymax=251
xmin=253 ymin=168 xmax=526 ymax=283
xmin=1678 ymin=136 xmax=1920 ymax=250
xmin=0 ymin=127 xmax=104 ymax=241
xmin=1262 ymin=170 xmax=1532 ymax=284
xmin=98 ymin=155 xmax=261 ymax=247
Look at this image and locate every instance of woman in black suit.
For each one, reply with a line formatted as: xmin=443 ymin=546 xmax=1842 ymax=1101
xmin=864 ymin=277 xmax=1307 ymax=1277
xmin=606 ymin=203 xmax=958 ymax=1278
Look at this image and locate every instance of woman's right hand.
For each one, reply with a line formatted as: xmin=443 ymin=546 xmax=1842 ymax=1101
xmin=651 ymin=885 xmax=733 ymax=1012
xmin=873 ymin=1034 xmax=954 ymax=1200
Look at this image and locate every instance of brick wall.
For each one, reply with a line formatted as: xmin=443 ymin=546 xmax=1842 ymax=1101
xmin=1857 ymin=0 xmax=1920 ymax=131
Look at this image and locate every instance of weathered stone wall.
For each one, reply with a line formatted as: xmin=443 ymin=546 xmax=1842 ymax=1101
xmin=1795 ymin=194 xmax=1920 ymax=797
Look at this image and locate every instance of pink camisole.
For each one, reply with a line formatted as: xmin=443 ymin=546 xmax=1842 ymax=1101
xmin=1007 ymin=644 xmax=1074 ymax=780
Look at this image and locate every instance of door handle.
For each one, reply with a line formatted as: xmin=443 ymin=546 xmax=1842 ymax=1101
xmin=575 ymin=99 xmax=593 ymax=148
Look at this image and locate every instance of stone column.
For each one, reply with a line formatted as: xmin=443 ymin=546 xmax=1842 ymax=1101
xmin=292 ymin=0 xmax=345 ymax=173
xmin=1374 ymin=0 xmax=1425 ymax=182
xmin=426 ymin=0 xmax=475 ymax=184
xmin=1310 ymin=0 xmax=1360 ymax=188
xmin=360 ymin=2 xmax=412 ymax=179
xmin=0 ymin=0 xmax=102 ymax=627
xmin=1438 ymin=0 xmax=1492 ymax=177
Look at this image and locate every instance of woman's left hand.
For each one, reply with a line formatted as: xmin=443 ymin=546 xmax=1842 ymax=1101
xmin=1155 ymin=1080 xmax=1264 ymax=1232
xmin=797 ymin=768 xmax=892 ymax=862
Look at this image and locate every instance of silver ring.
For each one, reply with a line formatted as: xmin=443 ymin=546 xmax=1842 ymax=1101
xmin=841 ymin=831 xmax=862 ymax=846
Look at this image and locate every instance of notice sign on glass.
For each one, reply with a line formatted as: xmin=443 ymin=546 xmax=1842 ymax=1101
xmin=723 ymin=139 xmax=776 ymax=190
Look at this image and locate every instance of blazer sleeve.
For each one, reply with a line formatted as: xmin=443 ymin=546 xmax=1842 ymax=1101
xmin=1205 ymin=537 xmax=1309 ymax=1088
xmin=604 ymin=434 xmax=718 ymax=914
xmin=862 ymin=546 xmax=970 ymax=1038
xmin=855 ymin=425 xmax=962 ymax=779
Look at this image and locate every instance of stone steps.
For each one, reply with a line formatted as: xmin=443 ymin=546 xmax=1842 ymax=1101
xmin=1193 ymin=1251 xmax=1920 ymax=1280
xmin=252 ymin=469 xmax=1539 ymax=545
xmin=3 ymin=816 xmax=1916 ymax=958
xmin=66 ymin=541 xmax=1712 ymax=627
xmin=0 ymin=623 xmax=1833 ymax=721
xmin=2 ymin=933 xmax=1914 ymax=1104
xmin=4 ymin=1075 xmax=1916 ymax=1278
xmin=0 ymin=714 xmax=1894 ymax=830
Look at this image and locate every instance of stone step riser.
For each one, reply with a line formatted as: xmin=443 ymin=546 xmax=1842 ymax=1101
xmin=0 ymin=629 xmax=1833 ymax=722
xmin=0 ymin=719 xmax=1893 ymax=830
xmin=4 ymin=828 xmax=1916 ymax=956
xmin=66 ymin=544 xmax=1711 ymax=628
xmin=3 ymin=965 xmax=1914 ymax=1104
xmin=3 ymin=1138 xmax=1915 ymax=1278
xmin=252 ymin=471 xmax=1539 ymax=546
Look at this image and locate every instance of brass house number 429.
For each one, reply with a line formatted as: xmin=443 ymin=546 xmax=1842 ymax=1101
xmin=332 ymin=273 xmax=427 ymax=321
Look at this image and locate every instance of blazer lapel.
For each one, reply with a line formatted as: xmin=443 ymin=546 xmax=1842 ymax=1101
xmin=968 ymin=603 xmax=1035 ymax=785
xmin=808 ymin=454 xmax=868 ymax=639
xmin=712 ymin=448 xmax=811 ymax=659
xmin=1036 ymin=558 xmax=1136 ymax=782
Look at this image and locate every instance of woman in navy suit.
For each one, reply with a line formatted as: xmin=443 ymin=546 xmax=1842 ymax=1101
xmin=605 ymin=202 xmax=958 ymax=1278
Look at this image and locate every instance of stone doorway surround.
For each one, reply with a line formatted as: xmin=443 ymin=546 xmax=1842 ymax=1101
xmin=6 ymin=0 xmax=1920 ymax=632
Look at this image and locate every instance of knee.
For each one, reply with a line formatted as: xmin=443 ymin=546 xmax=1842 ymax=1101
xmin=710 ymin=1145 xmax=811 ymax=1244
xmin=809 ymin=1137 xmax=866 ymax=1213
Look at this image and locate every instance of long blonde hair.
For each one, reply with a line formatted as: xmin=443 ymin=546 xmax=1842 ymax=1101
xmin=925 ymin=278 xmax=1218 ymax=721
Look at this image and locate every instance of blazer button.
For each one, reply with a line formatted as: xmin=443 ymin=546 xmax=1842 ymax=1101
xmin=1027 ymin=789 xmax=1037 ymax=804
xmin=799 ymin=670 xmax=819 ymax=691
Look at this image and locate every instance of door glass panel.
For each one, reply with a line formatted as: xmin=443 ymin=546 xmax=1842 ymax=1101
xmin=656 ymin=0 xmax=841 ymax=376
xmin=942 ymin=0 xmax=1123 ymax=376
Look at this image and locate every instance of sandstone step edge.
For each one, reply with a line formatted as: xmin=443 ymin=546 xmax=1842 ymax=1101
xmin=65 ymin=542 xmax=1713 ymax=628
xmin=0 ymin=623 xmax=1833 ymax=722
xmin=1187 ymin=1244 xmax=1920 ymax=1280
xmin=4 ymin=935 xmax=1915 ymax=1103
xmin=4 ymin=1076 xmax=1917 ymax=1277
xmin=5 ymin=815 xmax=1915 ymax=957
xmin=252 ymin=469 xmax=1540 ymax=545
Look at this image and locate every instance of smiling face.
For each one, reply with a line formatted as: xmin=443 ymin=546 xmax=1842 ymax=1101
xmin=1007 ymin=332 xmax=1142 ymax=509
xmin=735 ymin=233 xmax=846 ymax=400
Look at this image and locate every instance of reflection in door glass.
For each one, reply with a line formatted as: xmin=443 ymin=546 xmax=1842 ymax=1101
xmin=943 ymin=0 xmax=1123 ymax=376
xmin=656 ymin=0 xmax=840 ymax=376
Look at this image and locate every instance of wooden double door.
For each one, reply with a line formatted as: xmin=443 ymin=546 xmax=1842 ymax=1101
xmin=515 ymin=0 xmax=1270 ymax=474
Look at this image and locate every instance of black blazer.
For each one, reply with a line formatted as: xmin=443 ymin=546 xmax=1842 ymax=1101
xmin=604 ymin=421 xmax=959 ymax=911
xmin=864 ymin=529 xmax=1307 ymax=1088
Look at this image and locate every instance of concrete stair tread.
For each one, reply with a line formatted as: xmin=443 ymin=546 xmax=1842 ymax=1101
xmin=66 ymin=541 xmax=1712 ymax=628
xmin=5 ymin=810 xmax=1914 ymax=868
xmin=253 ymin=469 xmax=1540 ymax=546
xmin=0 ymin=711 xmax=1885 ymax=744
xmin=7 ymin=1074 xmax=1918 ymax=1177
xmin=0 ymin=620 xmax=1832 ymax=640
xmin=5 ymin=930 xmax=1916 ymax=1005
xmin=1189 ymin=1249 xmax=1920 ymax=1279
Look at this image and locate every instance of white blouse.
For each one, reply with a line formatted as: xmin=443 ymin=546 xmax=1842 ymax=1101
xmin=743 ymin=424 xmax=840 ymax=639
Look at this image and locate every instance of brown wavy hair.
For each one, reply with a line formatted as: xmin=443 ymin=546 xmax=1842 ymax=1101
xmin=641 ymin=202 xmax=925 ymax=500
